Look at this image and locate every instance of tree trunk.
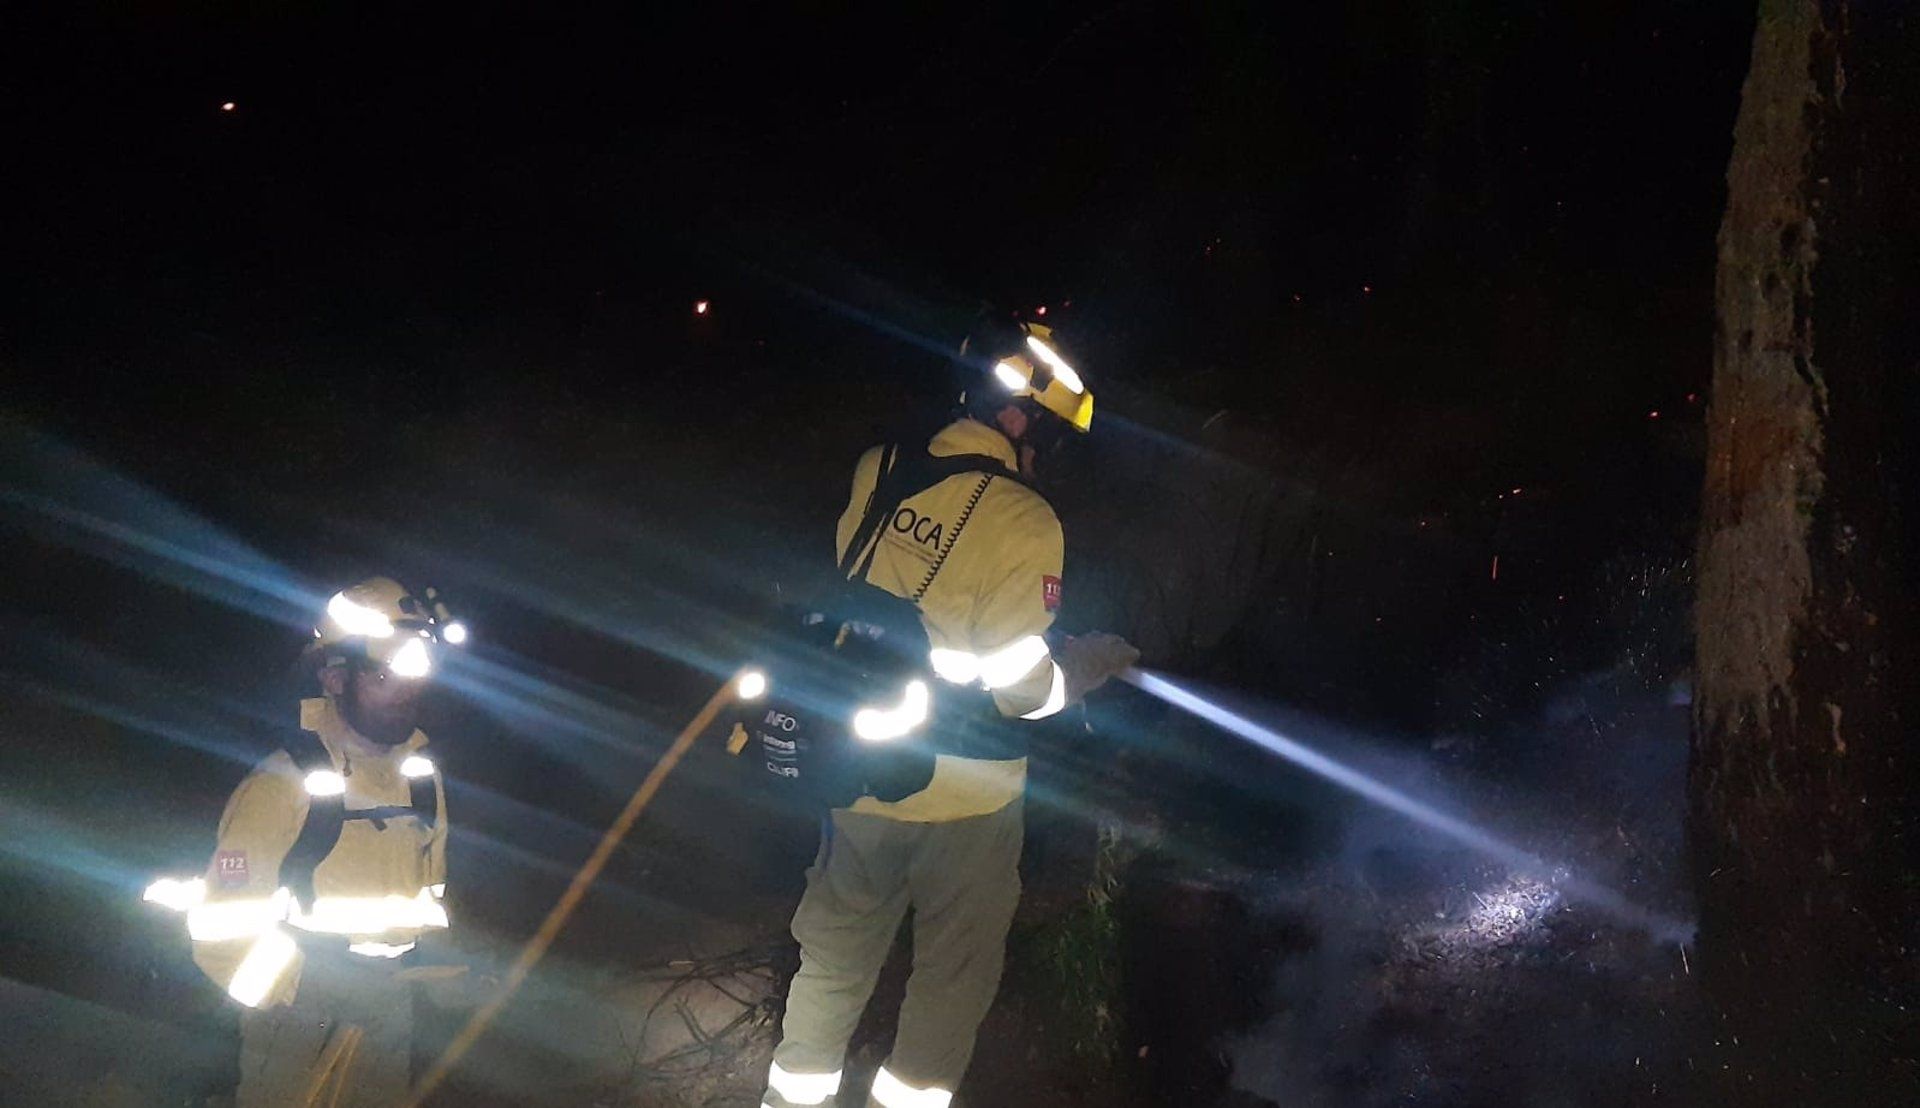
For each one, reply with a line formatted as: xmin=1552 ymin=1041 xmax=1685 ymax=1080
xmin=1693 ymin=2 xmax=1919 ymax=1104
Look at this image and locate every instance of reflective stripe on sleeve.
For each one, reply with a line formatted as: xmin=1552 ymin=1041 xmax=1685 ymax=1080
xmin=143 ymin=876 xmax=206 ymax=912
xmin=976 ymin=635 xmax=1051 ymax=689
xmin=765 ymin=1062 xmax=842 ymax=1105
xmin=929 ymin=635 xmax=1054 ymax=691
xmin=927 ymin=648 xmax=980 ymax=685
xmin=226 ymin=928 xmax=298 ymax=1008
xmin=1019 ymin=662 xmax=1069 ymax=720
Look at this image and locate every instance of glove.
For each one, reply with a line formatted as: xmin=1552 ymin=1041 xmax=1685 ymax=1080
xmin=1056 ymin=632 xmax=1140 ymax=705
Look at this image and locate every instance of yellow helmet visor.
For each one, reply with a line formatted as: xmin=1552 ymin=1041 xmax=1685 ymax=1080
xmin=994 ymin=328 xmax=1094 ymax=432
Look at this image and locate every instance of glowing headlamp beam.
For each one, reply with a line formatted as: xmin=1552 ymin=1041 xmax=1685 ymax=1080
xmin=388 ymin=636 xmax=434 ymax=678
xmin=1121 ymin=669 xmax=1694 ymax=945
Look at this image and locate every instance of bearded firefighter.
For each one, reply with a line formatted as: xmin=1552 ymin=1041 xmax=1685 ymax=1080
xmin=146 ymin=576 xmax=467 ymax=1107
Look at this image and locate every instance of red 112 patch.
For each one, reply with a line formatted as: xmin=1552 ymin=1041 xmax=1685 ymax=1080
xmin=215 ymin=851 xmax=250 ymax=888
xmin=1042 ymin=575 xmax=1063 ymax=612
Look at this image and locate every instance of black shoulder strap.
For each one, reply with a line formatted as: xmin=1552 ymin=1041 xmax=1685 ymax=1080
xmin=839 ymin=443 xmax=902 ymax=579
xmin=279 ymin=731 xmax=442 ymax=908
xmin=279 ymin=728 xmax=343 ymax=911
xmin=344 ymin=762 xmax=440 ymax=828
xmin=409 ymin=769 xmax=439 ymax=829
xmin=839 ymin=443 xmax=1026 ymax=582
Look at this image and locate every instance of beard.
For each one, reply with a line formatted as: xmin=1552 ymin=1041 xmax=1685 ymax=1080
xmin=339 ymin=685 xmax=421 ymax=745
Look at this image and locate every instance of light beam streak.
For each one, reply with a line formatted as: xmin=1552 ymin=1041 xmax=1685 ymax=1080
xmin=1 ymin=422 xmax=313 ymax=628
xmin=1122 ymin=669 xmax=1693 ymax=944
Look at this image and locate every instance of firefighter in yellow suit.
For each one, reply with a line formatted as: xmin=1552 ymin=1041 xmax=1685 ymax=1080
xmin=148 ymin=577 xmax=463 ymax=1107
xmin=762 ymin=319 xmax=1139 ymax=1108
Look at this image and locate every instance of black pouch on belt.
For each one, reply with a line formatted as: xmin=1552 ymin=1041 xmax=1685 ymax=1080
xmin=732 ymin=439 xmax=1029 ymax=810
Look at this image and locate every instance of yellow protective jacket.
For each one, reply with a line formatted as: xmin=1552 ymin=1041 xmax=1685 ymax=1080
xmin=188 ymin=697 xmax=448 ymax=1008
xmin=835 ymin=418 xmax=1068 ymax=822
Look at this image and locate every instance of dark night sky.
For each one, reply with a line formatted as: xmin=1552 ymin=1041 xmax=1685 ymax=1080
xmin=0 ymin=0 xmax=1758 ymax=698
xmin=0 ymin=0 xmax=1758 ymax=746
xmin=6 ymin=2 xmax=1751 ymax=397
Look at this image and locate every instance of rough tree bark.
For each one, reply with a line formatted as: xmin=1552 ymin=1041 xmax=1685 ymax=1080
xmin=1693 ymin=2 xmax=1918 ymax=1104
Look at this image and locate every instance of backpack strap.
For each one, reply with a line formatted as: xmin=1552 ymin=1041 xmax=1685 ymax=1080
xmin=840 ymin=443 xmax=902 ymax=579
xmin=279 ymin=728 xmax=343 ymax=912
xmin=279 ymin=730 xmax=442 ymax=910
xmin=341 ymin=762 xmax=440 ymax=830
xmin=840 ymin=443 xmax=1025 ymax=583
xmin=409 ymin=769 xmax=438 ymax=829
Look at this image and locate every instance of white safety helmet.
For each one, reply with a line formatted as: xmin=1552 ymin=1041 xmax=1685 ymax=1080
xmin=314 ymin=576 xmax=468 ymax=679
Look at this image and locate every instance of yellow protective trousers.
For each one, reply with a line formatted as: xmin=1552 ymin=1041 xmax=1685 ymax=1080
xmin=237 ymin=948 xmax=414 ymax=1108
xmin=764 ymin=802 xmax=1023 ymax=1108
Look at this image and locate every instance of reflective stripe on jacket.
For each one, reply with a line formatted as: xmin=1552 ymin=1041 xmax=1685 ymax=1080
xmin=834 ymin=418 xmax=1066 ymax=822
xmin=190 ymin=697 xmax=448 ymax=1008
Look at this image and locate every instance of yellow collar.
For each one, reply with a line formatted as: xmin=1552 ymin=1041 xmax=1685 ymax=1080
xmin=929 ymin=418 xmax=1019 ymax=470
